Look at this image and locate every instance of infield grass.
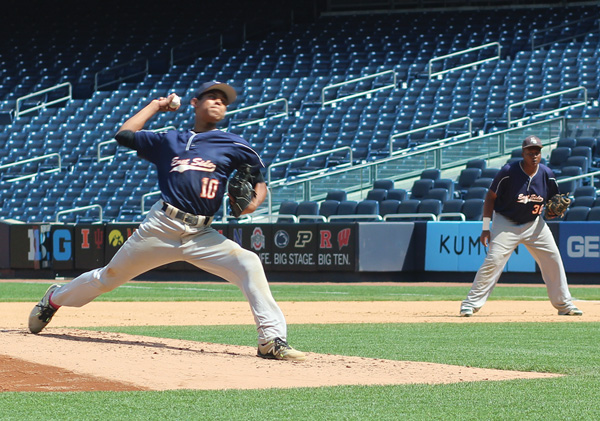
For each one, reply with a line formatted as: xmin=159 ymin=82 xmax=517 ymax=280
xmin=3 ymin=280 xmax=600 ymax=302
xmin=2 ymin=281 xmax=600 ymax=420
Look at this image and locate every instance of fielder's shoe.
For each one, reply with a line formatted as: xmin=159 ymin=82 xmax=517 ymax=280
xmin=28 ymin=284 xmax=61 ymax=334
xmin=257 ymin=337 xmax=306 ymax=361
xmin=460 ymin=307 xmax=480 ymax=317
xmin=558 ymin=307 xmax=583 ymax=316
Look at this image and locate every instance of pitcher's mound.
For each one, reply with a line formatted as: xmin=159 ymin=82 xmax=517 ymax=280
xmin=0 ymin=329 xmax=560 ymax=392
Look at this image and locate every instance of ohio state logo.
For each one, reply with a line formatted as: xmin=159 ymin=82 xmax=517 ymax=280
xmin=251 ymin=227 xmax=265 ymax=251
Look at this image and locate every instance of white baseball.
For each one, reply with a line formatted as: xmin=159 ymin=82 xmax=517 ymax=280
xmin=169 ymin=94 xmax=181 ymax=109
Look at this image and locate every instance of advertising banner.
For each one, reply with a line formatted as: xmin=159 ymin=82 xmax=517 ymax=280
xmin=50 ymin=225 xmax=74 ymax=270
xmin=425 ymin=221 xmax=536 ymax=272
xmin=74 ymin=224 xmax=106 ymax=270
xmin=357 ymin=223 xmax=413 ymax=272
xmin=9 ymin=224 xmax=52 ymax=269
xmin=560 ymin=222 xmax=600 ymax=273
xmin=317 ymin=223 xmax=356 ymax=271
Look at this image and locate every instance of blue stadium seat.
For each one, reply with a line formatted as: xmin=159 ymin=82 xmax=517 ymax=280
xmin=564 ymin=206 xmax=590 ymax=221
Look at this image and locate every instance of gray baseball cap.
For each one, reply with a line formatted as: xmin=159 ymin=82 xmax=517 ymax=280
xmin=194 ymin=81 xmax=237 ymax=105
xmin=522 ymin=135 xmax=543 ymax=149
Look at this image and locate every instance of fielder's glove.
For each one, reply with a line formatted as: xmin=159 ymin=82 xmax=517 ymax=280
xmin=228 ymin=164 xmax=256 ymax=218
xmin=545 ymin=193 xmax=571 ymax=219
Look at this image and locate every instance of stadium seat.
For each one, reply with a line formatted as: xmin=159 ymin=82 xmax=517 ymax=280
xmin=462 ymin=199 xmax=484 ymax=221
xmin=296 ymin=201 xmax=321 ymax=222
xmin=410 ymin=179 xmax=434 ymax=200
xmin=366 ymin=188 xmax=388 ymax=202
xmin=564 ymin=206 xmax=590 ymax=221
xmin=379 ymin=199 xmax=401 ymax=217
xmin=587 ymin=207 xmax=600 ymax=221
xmin=372 ymin=179 xmax=394 ymax=190
xmin=557 ymin=138 xmax=577 ymax=148
xmin=425 ymin=187 xmax=450 ymax=203
xmin=439 ymin=199 xmax=465 ymax=221
xmin=325 ymin=190 xmax=348 ymax=202
xmin=466 ymin=159 xmax=486 ymax=170
xmin=455 ymin=168 xmax=482 ymax=196
xmin=319 ymin=200 xmax=340 ymax=219
xmin=420 ymin=169 xmax=441 ymax=181
xmin=355 ymin=200 xmax=381 ymax=221
xmin=481 ymin=168 xmax=500 ymax=179
xmin=573 ymin=186 xmax=597 ymax=198
xmin=571 ymin=196 xmax=595 ymax=208
xmin=472 ymin=177 xmax=493 ymax=189
xmin=464 ymin=186 xmax=488 ymax=200
xmin=386 ymin=189 xmax=407 ymax=201
xmin=277 ymin=200 xmax=298 ymax=223
xmin=417 ymin=199 xmax=442 ymax=220
xmin=337 ymin=200 xmax=358 ymax=216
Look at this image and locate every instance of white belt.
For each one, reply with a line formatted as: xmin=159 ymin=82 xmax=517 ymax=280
xmin=161 ymin=201 xmax=213 ymax=227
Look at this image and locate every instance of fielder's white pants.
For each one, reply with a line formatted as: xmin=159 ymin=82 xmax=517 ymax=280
xmin=462 ymin=212 xmax=576 ymax=313
xmin=51 ymin=201 xmax=287 ymax=343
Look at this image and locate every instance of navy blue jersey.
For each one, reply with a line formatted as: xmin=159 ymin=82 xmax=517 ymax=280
xmin=132 ymin=129 xmax=264 ymax=216
xmin=490 ymin=161 xmax=560 ymax=224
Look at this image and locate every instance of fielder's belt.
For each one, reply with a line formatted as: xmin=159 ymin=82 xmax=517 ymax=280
xmin=161 ymin=201 xmax=213 ymax=227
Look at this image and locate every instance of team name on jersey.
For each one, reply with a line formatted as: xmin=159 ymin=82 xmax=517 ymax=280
xmin=516 ymin=193 xmax=544 ymax=204
xmin=170 ymin=157 xmax=217 ymax=173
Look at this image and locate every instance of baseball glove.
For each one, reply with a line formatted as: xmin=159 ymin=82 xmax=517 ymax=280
xmin=228 ymin=164 xmax=255 ymax=217
xmin=545 ymin=193 xmax=571 ymax=218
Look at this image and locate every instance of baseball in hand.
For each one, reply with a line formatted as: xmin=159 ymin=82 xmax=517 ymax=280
xmin=169 ymin=94 xmax=181 ymax=110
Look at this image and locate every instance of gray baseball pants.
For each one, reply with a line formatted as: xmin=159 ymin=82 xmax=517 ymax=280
xmin=461 ymin=212 xmax=576 ymax=313
xmin=51 ymin=201 xmax=288 ymax=343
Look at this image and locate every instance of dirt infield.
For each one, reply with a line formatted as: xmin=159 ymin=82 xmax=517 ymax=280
xmin=3 ymin=298 xmax=597 ymax=392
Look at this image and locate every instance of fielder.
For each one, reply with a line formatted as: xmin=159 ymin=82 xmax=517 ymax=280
xmin=460 ymin=135 xmax=583 ymax=317
xmin=29 ymin=81 xmax=306 ymax=361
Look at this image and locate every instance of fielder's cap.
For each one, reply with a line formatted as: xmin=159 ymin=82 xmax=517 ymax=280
xmin=194 ymin=81 xmax=237 ymax=105
xmin=522 ymin=135 xmax=543 ymax=149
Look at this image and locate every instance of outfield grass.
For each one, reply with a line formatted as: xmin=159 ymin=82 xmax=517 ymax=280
xmin=1 ymin=282 xmax=599 ymax=420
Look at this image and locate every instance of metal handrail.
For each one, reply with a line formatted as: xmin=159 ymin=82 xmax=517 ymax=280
xmin=268 ymin=146 xmax=353 ymax=185
xmin=141 ymin=191 xmax=161 ymax=214
xmin=97 ymin=126 xmax=176 ymax=162
xmin=382 ymin=213 xmax=437 ymax=222
xmin=321 ymin=70 xmax=397 ymax=106
xmin=267 ymin=117 xmax=566 ymax=214
xmin=267 ymin=146 xmax=353 ymax=213
xmin=508 ymin=87 xmax=588 ymax=126
xmin=389 ymin=117 xmax=473 ymax=156
xmin=557 ymin=169 xmax=600 ymax=188
xmin=428 ymin=42 xmax=501 ymax=78
xmin=437 ymin=213 xmax=467 ymax=221
xmin=298 ymin=215 xmax=327 ymax=222
xmin=55 ymin=205 xmax=103 ymax=223
xmin=15 ymin=82 xmax=72 ymax=118
xmin=94 ymin=58 xmax=149 ymax=91
xmin=530 ymin=14 xmax=600 ymax=50
xmin=0 ymin=153 xmax=62 ymax=182
xmin=226 ymin=98 xmax=289 ymax=128
xmin=328 ymin=214 xmax=384 ymax=222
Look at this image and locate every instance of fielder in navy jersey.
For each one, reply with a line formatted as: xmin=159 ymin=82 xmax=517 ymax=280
xmin=28 ymin=81 xmax=306 ymax=361
xmin=460 ymin=135 xmax=583 ymax=317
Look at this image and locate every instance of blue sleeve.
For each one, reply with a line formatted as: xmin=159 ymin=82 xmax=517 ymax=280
xmin=132 ymin=130 xmax=165 ymax=163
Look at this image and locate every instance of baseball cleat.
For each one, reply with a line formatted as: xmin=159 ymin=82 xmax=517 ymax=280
xmin=257 ymin=337 xmax=306 ymax=361
xmin=558 ymin=307 xmax=583 ymax=316
xmin=460 ymin=307 xmax=479 ymax=317
xmin=28 ymin=284 xmax=61 ymax=334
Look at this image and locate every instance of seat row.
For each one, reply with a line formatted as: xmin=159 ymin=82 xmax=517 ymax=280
xmin=276 ymin=196 xmax=485 ymax=223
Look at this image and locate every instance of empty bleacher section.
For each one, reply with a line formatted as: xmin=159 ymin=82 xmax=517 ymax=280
xmin=1 ymin=1 xmax=600 ymax=223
